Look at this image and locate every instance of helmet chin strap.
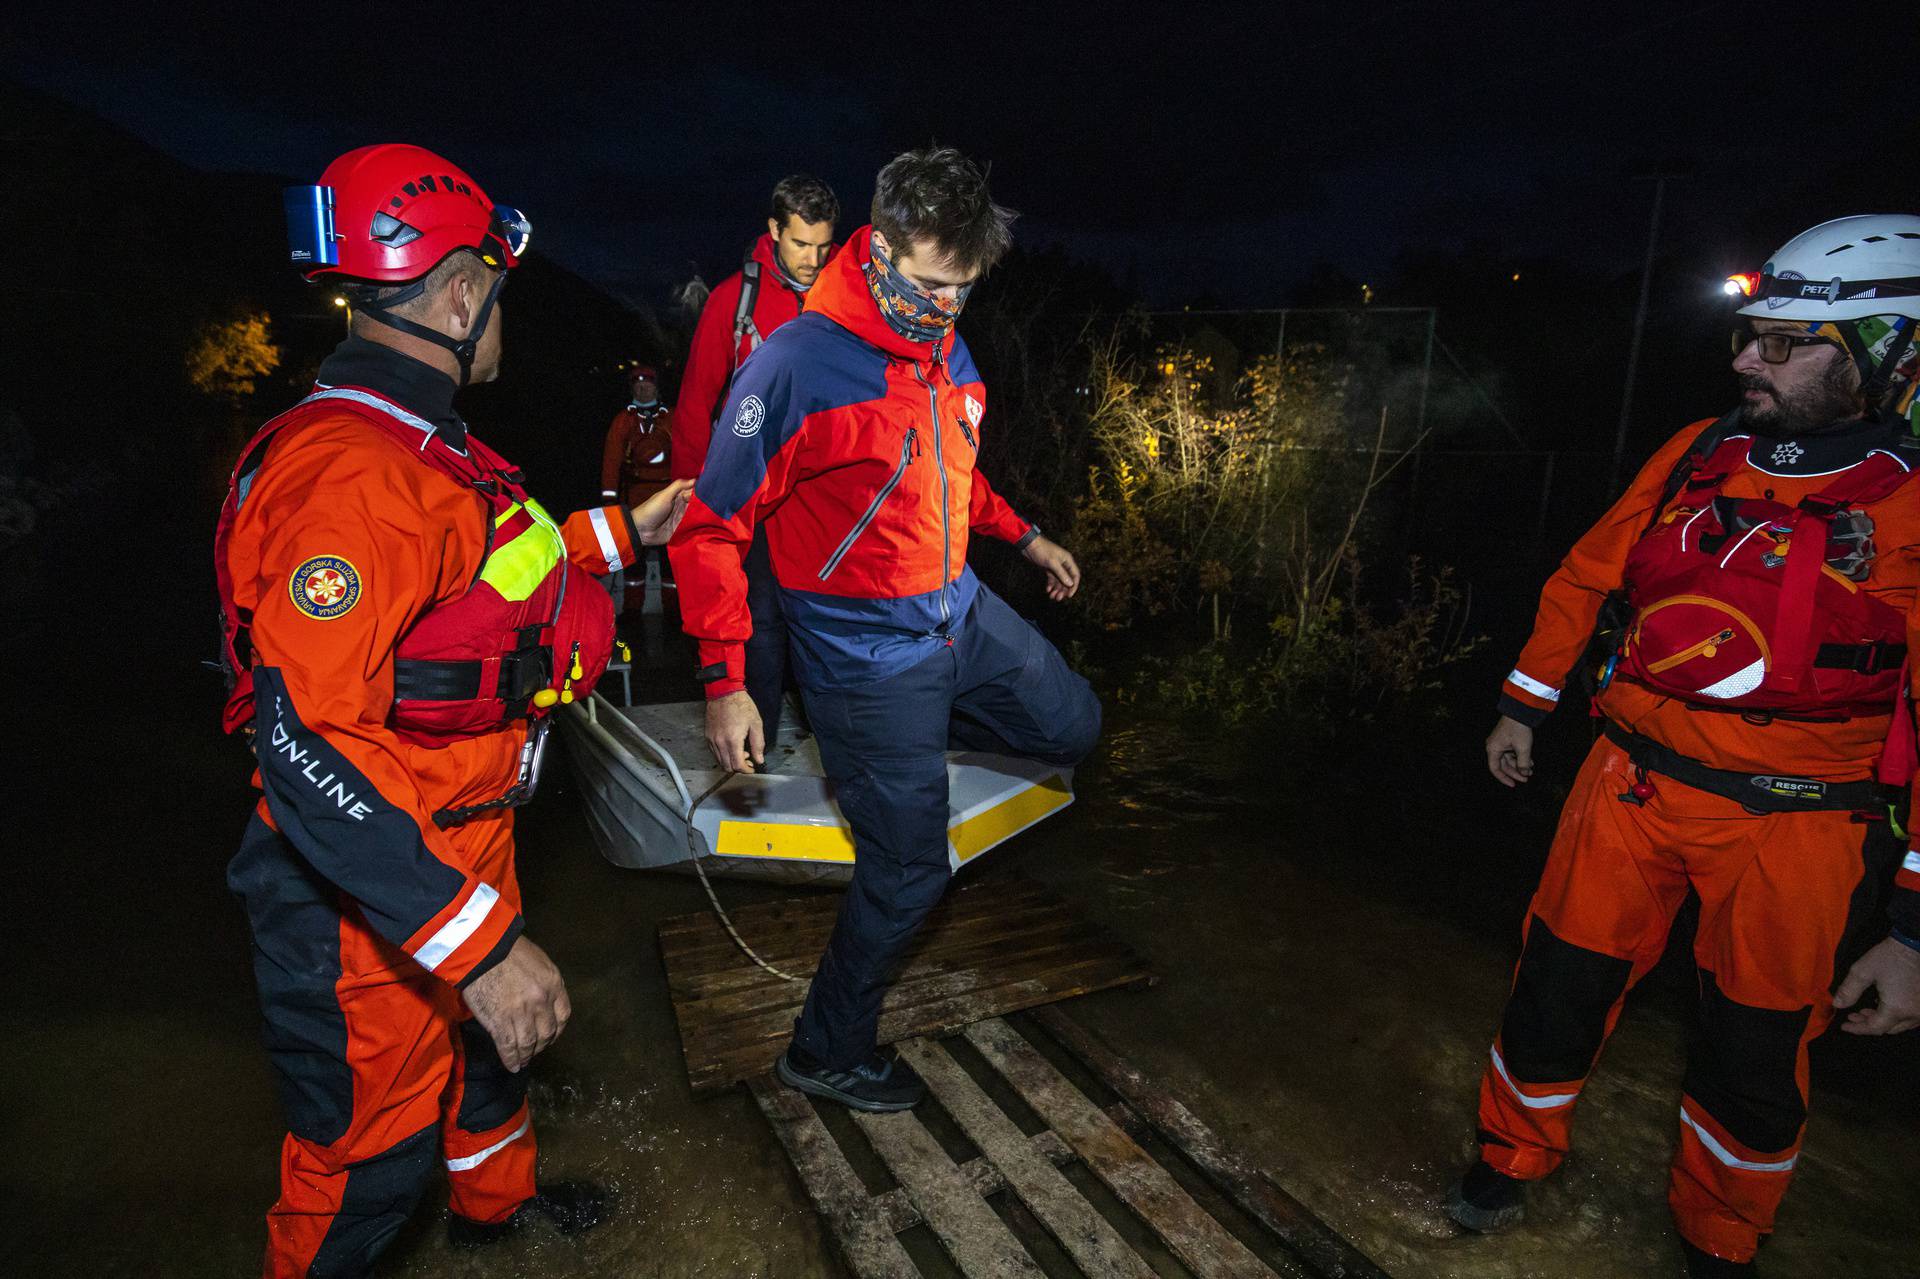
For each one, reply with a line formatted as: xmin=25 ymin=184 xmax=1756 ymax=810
xmin=358 ymin=267 xmax=508 ymax=389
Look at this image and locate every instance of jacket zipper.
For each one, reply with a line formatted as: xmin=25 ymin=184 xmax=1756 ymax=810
xmin=818 ymin=428 xmax=916 ymax=580
xmin=957 ymin=415 xmax=977 ymax=451
xmin=916 ymin=356 xmax=952 ymax=631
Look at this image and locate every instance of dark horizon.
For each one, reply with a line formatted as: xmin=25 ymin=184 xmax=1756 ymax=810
xmin=6 ymin=3 xmax=1911 ymax=310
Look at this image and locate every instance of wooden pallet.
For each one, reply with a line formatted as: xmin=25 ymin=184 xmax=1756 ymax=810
xmin=660 ymin=876 xmax=1155 ymax=1095
xmin=750 ymin=1008 xmax=1392 ymax=1279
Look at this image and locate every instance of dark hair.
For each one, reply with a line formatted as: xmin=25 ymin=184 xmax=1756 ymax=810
xmin=771 ymin=175 xmax=840 ymax=230
xmin=870 ymin=147 xmax=1017 ymax=276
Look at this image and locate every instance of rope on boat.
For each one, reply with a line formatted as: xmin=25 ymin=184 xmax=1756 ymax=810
xmin=687 ymin=772 xmax=804 ymax=983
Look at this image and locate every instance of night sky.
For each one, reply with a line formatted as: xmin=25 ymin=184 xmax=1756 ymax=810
xmin=6 ymin=2 xmax=1908 ymax=310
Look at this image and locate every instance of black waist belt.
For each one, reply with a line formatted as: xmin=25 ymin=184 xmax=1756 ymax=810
xmin=1601 ymin=720 xmax=1892 ymax=814
xmin=393 ymin=648 xmax=551 ymax=704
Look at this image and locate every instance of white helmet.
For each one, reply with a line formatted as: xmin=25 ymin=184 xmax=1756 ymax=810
xmin=1732 ymin=215 xmax=1920 ymax=418
xmin=1735 ymin=214 xmax=1920 ymax=322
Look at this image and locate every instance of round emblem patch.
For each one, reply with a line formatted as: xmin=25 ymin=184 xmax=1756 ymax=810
xmin=732 ymin=394 xmax=766 ymax=438
xmin=290 ymin=555 xmax=362 ymax=620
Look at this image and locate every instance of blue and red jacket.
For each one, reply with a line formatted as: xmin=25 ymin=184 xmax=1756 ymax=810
xmin=670 ymin=224 xmax=1037 ymax=697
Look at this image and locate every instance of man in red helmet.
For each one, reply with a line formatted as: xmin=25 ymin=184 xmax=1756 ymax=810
xmin=218 ymin=144 xmax=690 ymax=1277
xmin=673 ymin=175 xmax=840 ymax=747
xmin=601 ymin=363 xmax=674 ymax=615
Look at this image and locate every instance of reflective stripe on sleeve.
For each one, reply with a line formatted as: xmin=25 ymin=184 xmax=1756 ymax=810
xmin=1679 ymin=1106 xmax=1797 ymax=1173
xmin=587 ymin=506 xmax=622 ymax=573
xmin=413 ymin=883 xmax=500 ymax=973
xmin=1506 ymin=668 xmax=1562 ymax=702
xmin=1903 ymin=851 xmax=1920 ymax=875
xmin=1490 ymin=1045 xmax=1580 ymax=1109
xmin=445 ymin=1114 xmax=531 ymax=1172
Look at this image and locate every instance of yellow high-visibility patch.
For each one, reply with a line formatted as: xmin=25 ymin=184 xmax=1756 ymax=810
xmin=479 ymin=499 xmax=565 ymax=602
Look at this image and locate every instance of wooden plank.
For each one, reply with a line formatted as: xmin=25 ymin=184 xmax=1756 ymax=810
xmin=747 ymin=1076 xmax=921 ymax=1279
xmin=690 ymin=955 xmax=1154 ymax=1094
xmin=853 ymin=1107 xmax=1045 ymax=1278
xmin=965 ymin=1018 xmax=1278 ymax=1279
xmin=659 ymin=878 xmax=1055 ymax=951
xmin=868 ymin=1130 xmax=1080 ymax=1235
xmin=898 ymin=1038 xmax=1158 ymax=1279
xmin=686 ymin=944 xmax=1143 ymax=1060
xmin=1032 ymin=1006 xmax=1393 ymax=1279
xmin=662 ymin=894 xmax=1069 ymax=975
xmin=674 ymin=925 xmax=1117 ymax=1024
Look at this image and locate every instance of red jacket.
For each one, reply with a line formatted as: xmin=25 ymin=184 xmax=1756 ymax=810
xmin=668 ymin=225 xmax=1034 ymax=698
xmin=671 ymin=233 xmax=809 ymax=479
xmin=601 ymin=401 xmax=673 ymax=506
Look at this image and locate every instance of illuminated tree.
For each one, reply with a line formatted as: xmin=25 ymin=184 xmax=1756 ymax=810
xmin=185 ymin=310 xmax=282 ymax=405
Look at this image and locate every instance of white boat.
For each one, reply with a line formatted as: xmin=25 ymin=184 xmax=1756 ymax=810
xmin=559 ymin=684 xmax=1076 ymax=886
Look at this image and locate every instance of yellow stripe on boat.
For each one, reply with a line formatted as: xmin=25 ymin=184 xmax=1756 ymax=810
xmin=949 ymin=774 xmax=1071 ymax=864
xmin=716 ymin=820 xmax=857 ymax=862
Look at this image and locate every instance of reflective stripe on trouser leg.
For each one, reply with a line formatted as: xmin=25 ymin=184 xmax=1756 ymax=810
xmin=1664 ymin=806 xmax=1881 ymax=1262
xmin=441 ymin=1015 xmax=536 ymax=1225
xmin=1476 ymin=739 xmax=1690 ymax=1180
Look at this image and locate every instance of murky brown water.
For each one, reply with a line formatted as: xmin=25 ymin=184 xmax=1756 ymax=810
xmin=7 ymin=494 xmax=1917 ymax=1277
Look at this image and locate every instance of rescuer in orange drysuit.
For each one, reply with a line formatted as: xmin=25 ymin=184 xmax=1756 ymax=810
xmin=215 ymin=143 xmax=690 ymax=1277
xmin=1446 ymin=216 xmax=1920 ymax=1278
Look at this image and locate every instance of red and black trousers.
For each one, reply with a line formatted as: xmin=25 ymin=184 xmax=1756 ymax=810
xmin=229 ymin=816 xmax=537 ymax=1278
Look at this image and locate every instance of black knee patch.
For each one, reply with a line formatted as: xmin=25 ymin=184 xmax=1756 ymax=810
xmin=456 ymin=1019 xmax=529 ymax=1134
xmin=1684 ymin=969 xmax=1810 ymax=1155
xmin=307 ymin=1124 xmax=437 ymax=1278
xmin=1500 ymin=916 xmax=1634 ymax=1083
xmin=230 ymin=817 xmax=353 ymax=1146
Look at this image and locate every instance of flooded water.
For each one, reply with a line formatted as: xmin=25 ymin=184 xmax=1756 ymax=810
xmin=8 ymin=481 xmax=1917 ymax=1277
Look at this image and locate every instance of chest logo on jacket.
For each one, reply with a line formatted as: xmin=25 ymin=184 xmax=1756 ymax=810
xmin=289 ymin=555 xmax=362 ymax=620
xmin=732 ymin=395 xmax=766 ymax=439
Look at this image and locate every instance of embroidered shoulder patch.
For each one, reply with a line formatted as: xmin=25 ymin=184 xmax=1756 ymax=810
xmin=290 ymin=555 xmax=362 ymax=620
xmin=732 ymin=394 xmax=766 ymax=438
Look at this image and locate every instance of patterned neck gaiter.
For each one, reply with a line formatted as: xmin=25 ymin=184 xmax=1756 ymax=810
xmin=864 ymin=236 xmax=972 ymax=344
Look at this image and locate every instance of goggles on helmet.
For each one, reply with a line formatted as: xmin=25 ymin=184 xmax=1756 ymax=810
xmin=488 ymin=205 xmax=532 ymax=263
xmin=1730 ymin=320 xmax=1841 ymax=364
xmin=284 ymin=185 xmax=341 ymax=268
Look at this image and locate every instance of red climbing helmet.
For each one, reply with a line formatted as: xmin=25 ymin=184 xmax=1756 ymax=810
xmin=284 ymin=143 xmax=531 ymax=283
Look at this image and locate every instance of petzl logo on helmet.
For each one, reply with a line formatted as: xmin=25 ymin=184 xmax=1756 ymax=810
xmin=732 ymin=395 xmax=767 ymax=438
xmin=1767 ymin=270 xmax=1805 ymax=310
xmin=290 ymin=555 xmax=362 ymax=620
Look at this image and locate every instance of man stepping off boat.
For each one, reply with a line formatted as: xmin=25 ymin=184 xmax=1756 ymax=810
xmin=671 ymin=147 xmax=1101 ymax=1112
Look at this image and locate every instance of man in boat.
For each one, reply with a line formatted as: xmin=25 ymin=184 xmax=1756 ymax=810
xmin=215 ymin=143 xmax=690 ymax=1277
xmin=671 ymin=147 xmax=1101 ymax=1112
xmin=1449 ymin=215 xmax=1920 ymax=1277
xmin=601 ymin=361 xmax=675 ymax=614
xmin=673 ymin=174 xmax=841 ymax=749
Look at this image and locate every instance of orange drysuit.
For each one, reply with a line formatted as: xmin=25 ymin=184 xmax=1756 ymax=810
xmin=220 ymin=339 xmax=641 ymax=1277
xmin=1480 ymin=414 xmax=1920 ymax=1263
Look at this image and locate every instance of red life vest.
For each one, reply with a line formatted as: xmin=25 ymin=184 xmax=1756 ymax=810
xmin=214 ymin=386 xmax=615 ymax=745
xmin=1620 ymin=435 xmax=1914 ymax=717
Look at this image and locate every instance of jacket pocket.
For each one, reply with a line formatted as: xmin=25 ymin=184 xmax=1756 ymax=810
xmin=818 ymin=429 xmax=916 ymax=581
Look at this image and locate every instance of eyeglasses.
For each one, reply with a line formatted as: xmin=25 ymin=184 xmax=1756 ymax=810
xmin=1730 ymin=324 xmax=1839 ymax=365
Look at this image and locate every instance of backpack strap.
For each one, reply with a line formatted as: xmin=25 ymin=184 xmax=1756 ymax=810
xmin=731 ymin=252 xmax=763 ymax=366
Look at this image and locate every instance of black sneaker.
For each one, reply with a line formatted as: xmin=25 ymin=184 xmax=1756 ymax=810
xmin=1444 ymin=1159 xmax=1527 ymax=1233
xmin=447 ymin=1181 xmax=612 ymax=1248
xmin=774 ymin=1044 xmax=927 ymax=1112
xmin=1682 ymin=1239 xmax=1758 ymax=1277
